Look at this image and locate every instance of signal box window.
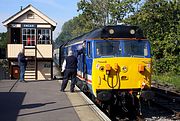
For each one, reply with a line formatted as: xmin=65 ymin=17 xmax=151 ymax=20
xmin=22 ymin=28 xmax=36 ymax=46
xmin=11 ymin=28 xmax=20 ymax=44
xmin=37 ymin=29 xmax=51 ymax=44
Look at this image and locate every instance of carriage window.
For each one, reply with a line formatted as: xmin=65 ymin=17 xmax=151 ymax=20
xmin=22 ymin=28 xmax=36 ymax=46
xmin=37 ymin=29 xmax=51 ymax=44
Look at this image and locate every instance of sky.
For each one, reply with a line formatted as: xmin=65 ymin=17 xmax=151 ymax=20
xmin=0 ymin=0 xmax=80 ymax=40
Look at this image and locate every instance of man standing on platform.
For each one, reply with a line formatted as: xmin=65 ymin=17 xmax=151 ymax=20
xmin=61 ymin=50 xmax=78 ymax=92
xmin=18 ymin=50 xmax=27 ymax=82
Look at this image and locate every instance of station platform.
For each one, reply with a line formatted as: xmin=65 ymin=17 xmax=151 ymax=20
xmin=0 ymin=66 xmax=110 ymax=121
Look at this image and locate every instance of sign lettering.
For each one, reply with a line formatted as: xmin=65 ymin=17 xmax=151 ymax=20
xmin=22 ymin=24 xmax=37 ymax=28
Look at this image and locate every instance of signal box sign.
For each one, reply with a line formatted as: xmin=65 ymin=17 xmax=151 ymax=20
xmin=22 ymin=24 xmax=37 ymax=28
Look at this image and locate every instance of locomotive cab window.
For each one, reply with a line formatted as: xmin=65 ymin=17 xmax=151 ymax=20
xmin=95 ymin=40 xmax=121 ymax=57
xmin=95 ymin=40 xmax=150 ymax=58
xmin=123 ymin=40 xmax=150 ymax=57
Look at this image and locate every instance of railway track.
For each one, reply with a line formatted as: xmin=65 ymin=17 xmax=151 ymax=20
xmin=82 ymin=86 xmax=180 ymax=121
xmin=151 ymin=87 xmax=180 ymax=120
xmin=54 ymin=62 xmax=180 ymax=120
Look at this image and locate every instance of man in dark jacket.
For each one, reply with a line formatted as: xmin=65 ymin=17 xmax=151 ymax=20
xmin=18 ymin=50 xmax=27 ymax=82
xmin=61 ymin=50 xmax=78 ymax=92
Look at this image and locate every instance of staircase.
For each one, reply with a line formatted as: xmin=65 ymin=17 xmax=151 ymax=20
xmin=24 ymin=46 xmax=37 ymax=81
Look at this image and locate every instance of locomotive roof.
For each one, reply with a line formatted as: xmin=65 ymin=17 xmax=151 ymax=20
xmin=66 ymin=25 xmax=145 ymax=45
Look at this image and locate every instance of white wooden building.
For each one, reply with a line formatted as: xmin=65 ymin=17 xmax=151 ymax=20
xmin=3 ymin=4 xmax=57 ymax=80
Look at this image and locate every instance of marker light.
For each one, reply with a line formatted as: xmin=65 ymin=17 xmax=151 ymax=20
xmin=109 ymin=29 xmax=114 ymax=34
xmin=130 ymin=29 xmax=135 ymax=34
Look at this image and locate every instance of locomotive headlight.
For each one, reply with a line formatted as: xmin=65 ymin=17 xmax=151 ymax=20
xmin=130 ymin=29 xmax=135 ymax=34
xmin=121 ymin=66 xmax=128 ymax=73
xmin=109 ymin=29 xmax=114 ymax=34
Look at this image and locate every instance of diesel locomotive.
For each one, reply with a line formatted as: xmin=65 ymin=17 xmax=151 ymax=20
xmin=57 ymin=25 xmax=152 ymax=119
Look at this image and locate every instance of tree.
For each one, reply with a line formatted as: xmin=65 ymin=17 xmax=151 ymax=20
xmin=77 ymin=0 xmax=140 ymax=26
xmin=125 ymin=0 xmax=180 ymax=74
xmin=0 ymin=32 xmax=7 ymax=48
xmin=55 ymin=14 xmax=95 ymax=46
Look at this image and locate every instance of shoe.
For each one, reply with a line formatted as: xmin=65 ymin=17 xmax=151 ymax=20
xmin=60 ymin=90 xmax=65 ymax=92
xmin=70 ymin=90 xmax=75 ymax=93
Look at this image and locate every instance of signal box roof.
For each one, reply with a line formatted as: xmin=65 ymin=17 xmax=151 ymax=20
xmin=2 ymin=4 xmax=57 ymax=29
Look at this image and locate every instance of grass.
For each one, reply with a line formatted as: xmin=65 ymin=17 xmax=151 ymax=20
xmin=152 ymin=73 xmax=180 ymax=91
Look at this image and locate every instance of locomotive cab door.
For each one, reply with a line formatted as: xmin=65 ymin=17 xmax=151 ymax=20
xmin=85 ymin=41 xmax=93 ymax=79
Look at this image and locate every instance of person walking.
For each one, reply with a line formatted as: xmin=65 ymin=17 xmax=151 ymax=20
xmin=18 ymin=50 xmax=27 ymax=82
xmin=61 ymin=50 xmax=78 ymax=92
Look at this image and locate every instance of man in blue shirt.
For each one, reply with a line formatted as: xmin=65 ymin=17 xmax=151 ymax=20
xmin=18 ymin=50 xmax=27 ymax=82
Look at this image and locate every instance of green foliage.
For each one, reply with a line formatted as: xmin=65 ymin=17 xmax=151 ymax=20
xmin=77 ymin=0 xmax=140 ymax=26
xmin=55 ymin=14 xmax=96 ymax=46
xmin=0 ymin=32 xmax=7 ymax=48
xmin=152 ymin=73 xmax=180 ymax=90
xmin=125 ymin=0 xmax=180 ymax=75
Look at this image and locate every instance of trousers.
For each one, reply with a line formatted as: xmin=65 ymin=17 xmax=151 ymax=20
xmin=20 ymin=65 xmax=26 ymax=81
xmin=61 ymin=69 xmax=77 ymax=92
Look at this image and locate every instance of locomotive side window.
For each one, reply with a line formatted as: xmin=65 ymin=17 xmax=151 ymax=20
xmin=87 ymin=42 xmax=92 ymax=58
xmin=37 ymin=29 xmax=51 ymax=44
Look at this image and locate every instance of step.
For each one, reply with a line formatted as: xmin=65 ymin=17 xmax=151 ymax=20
xmin=25 ymin=75 xmax=36 ymax=79
xmin=26 ymin=66 xmax=35 ymax=68
xmin=26 ymin=68 xmax=36 ymax=70
xmin=24 ymin=46 xmax=36 ymax=49
xmin=25 ymin=73 xmax=36 ymax=76
xmin=25 ymin=70 xmax=36 ymax=73
xmin=24 ymin=78 xmax=36 ymax=81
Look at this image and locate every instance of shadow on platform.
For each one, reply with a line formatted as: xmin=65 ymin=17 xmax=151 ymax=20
xmin=18 ymin=103 xmax=94 ymax=117
xmin=0 ymin=92 xmax=26 ymax=121
xmin=21 ymin=102 xmax=56 ymax=109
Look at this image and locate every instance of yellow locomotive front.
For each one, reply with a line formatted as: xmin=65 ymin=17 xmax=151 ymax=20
xmin=91 ymin=39 xmax=152 ymax=101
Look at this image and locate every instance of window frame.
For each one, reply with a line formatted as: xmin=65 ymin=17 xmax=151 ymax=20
xmin=22 ymin=28 xmax=36 ymax=46
xmin=37 ymin=28 xmax=51 ymax=44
